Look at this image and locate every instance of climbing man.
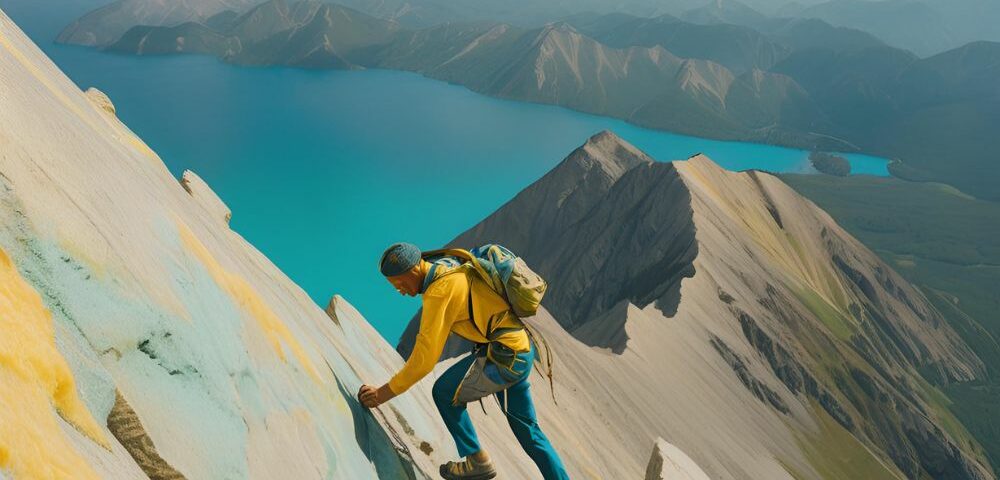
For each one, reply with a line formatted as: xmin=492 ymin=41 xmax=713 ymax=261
xmin=358 ymin=242 xmax=570 ymax=480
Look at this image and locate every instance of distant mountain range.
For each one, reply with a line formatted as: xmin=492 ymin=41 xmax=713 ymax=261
xmin=62 ymin=0 xmax=1000 ymax=201
xmin=776 ymin=0 xmax=1000 ymax=58
xmin=60 ymin=0 xmax=1000 ymax=55
xmin=782 ymin=0 xmax=956 ymax=57
xmin=681 ymin=0 xmax=770 ymax=26
xmin=54 ymin=0 xmax=829 ymax=34
xmin=58 ymin=0 xmax=260 ymax=46
xmin=686 ymin=0 xmax=1000 ymax=58
xmin=372 ymin=19 xmax=833 ymax=145
xmin=93 ymin=0 xmax=844 ymax=150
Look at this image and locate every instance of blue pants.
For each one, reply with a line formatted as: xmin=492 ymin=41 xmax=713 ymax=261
xmin=432 ymin=344 xmax=570 ymax=480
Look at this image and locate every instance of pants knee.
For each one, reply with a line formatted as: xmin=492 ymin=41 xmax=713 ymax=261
xmin=431 ymin=378 xmax=452 ymax=407
xmin=508 ymin=415 xmax=541 ymax=442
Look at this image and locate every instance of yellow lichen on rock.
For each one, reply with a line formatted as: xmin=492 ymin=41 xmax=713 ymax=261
xmin=0 ymin=247 xmax=108 ymax=480
xmin=176 ymin=221 xmax=322 ymax=382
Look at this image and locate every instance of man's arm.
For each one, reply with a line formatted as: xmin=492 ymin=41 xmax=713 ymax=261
xmin=361 ymin=280 xmax=455 ymax=407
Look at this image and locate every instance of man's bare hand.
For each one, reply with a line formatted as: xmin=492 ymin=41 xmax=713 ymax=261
xmin=358 ymin=384 xmax=379 ymax=408
xmin=358 ymin=384 xmax=398 ymax=409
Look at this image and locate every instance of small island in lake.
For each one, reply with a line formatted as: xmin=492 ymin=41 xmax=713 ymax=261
xmin=810 ymin=151 xmax=851 ymax=176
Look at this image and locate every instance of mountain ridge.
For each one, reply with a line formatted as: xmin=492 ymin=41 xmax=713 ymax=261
xmin=402 ymin=131 xmax=993 ymax=479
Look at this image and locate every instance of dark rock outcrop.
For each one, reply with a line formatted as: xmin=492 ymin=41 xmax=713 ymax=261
xmin=106 ymin=391 xmax=188 ymax=480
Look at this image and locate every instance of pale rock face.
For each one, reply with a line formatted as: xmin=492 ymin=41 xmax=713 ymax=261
xmin=645 ymin=438 xmax=712 ymax=480
xmin=181 ymin=170 xmax=232 ymax=225
xmin=0 ymin=9 xmax=529 ymax=480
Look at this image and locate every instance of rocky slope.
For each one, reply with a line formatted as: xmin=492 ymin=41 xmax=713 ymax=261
xmin=402 ymin=131 xmax=995 ymax=479
xmin=0 ymin=9 xmax=582 ymax=479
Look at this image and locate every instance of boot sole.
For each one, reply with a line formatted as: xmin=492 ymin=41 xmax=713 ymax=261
xmin=439 ymin=467 xmax=497 ymax=480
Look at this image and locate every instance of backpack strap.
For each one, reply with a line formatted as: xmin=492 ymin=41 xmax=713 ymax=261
xmin=421 ymin=262 xmax=439 ymax=294
xmin=423 ymin=248 xmax=505 ymax=337
xmin=429 ymin=264 xmax=491 ymax=340
xmin=467 ymin=283 xmax=479 ymax=337
xmin=420 ymin=253 xmax=463 ymax=293
xmin=422 ymin=248 xmax=501 ymax=292
xmin=440 ymin=265 xmax=490 ymax=341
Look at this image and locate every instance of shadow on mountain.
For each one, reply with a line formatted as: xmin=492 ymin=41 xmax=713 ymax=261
xmin=398 ymin=131 xmax=698 ymax=355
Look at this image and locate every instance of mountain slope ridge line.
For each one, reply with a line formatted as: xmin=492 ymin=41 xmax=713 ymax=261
xmin=401 ymin=130 xmax=991 ymax=479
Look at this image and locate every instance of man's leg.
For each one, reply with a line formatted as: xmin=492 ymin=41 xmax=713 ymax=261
xmin=432 ymin=353 xmax=482 ymax=457
xmin=496 ymin=379 xmax=570 ymax=480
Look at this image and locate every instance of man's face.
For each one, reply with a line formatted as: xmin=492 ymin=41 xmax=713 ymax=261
xmin=387 ymin=266 xmax=420 ymax=297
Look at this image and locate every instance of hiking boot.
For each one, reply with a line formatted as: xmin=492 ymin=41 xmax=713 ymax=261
xmin=439 ymin=456 xmax=497 ymax=480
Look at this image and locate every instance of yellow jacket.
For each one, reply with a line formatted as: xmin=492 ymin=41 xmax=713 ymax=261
xmin=387 ymin=266 xmax=529 ymax=395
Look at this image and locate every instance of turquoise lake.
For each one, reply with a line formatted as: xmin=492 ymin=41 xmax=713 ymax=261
xmin=4 ymin=1 xmax=890 ymax=343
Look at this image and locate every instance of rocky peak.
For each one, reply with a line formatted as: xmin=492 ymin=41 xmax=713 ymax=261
xmin=572 ymin=130 xmax=654 ymax=176
xmin=447 ymin=132 xmax=696 ymax=344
